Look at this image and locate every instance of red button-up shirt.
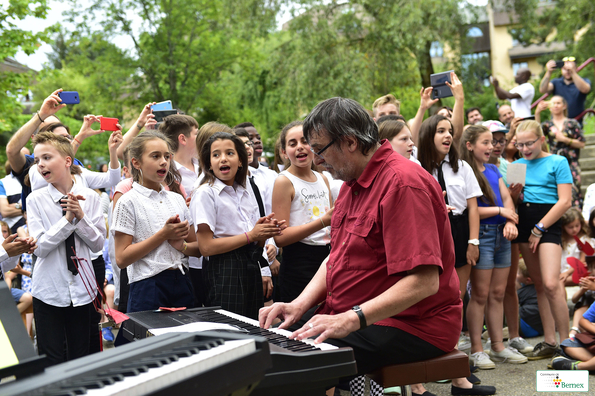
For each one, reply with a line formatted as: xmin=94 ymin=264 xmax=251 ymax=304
xmin=317 ymin=141 xmax=462 ymax=352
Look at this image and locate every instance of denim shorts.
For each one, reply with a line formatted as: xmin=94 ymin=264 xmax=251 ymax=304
xmin=476 ymin=223 xmax=511 ymax=270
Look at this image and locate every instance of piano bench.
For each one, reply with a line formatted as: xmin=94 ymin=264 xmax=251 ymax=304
xmin=368 ymin=350 xmax=470 ymax=391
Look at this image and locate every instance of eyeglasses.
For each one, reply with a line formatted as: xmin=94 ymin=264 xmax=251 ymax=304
xmin=310 ymin=139 xmax=336 ymax=158
xmin=243 ymin=141 xmax=254 ymax=148
xmin=492 ymin=138 xmax=507 ymax=146
xmin=514 ymin=138 xmax=540 ymax=149
xmin=562 ymin=56 xmax=576 ymax=62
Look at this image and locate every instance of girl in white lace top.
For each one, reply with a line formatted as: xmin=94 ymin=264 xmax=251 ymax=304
xmin=112 ymin=131 xmax=201 ymax=313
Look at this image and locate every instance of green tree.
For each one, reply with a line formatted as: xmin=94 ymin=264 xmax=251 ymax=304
xmin=502 ymin=0 xmax=595 ymax=110
xmin=60 ymin=0 xmax=282 ymax=120
xmin=0 ymin=1 xmax=54 ymax=132
xmin=231 ymin=0 xmax=476 ymax=135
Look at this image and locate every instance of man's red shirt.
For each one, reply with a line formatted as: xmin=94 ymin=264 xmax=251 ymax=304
xmin=317 ymin=141 xmax=462 ymax=352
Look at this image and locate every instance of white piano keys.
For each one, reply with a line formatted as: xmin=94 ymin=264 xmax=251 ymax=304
xmin=85 ymin=339 xmax=255 ymax=396
xmin=214 ymin=309 xmax=338 ymax=351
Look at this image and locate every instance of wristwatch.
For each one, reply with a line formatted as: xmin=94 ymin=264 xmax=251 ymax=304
xmin=352 ymin=305 xmax=367 ymax=330
xmin=14 ymin=203 xmax=21 ymax=210
xmin=535 ymin=222 xmax=547 ymax=233
xmin=468 ymin=239 xmax=480 ymax=246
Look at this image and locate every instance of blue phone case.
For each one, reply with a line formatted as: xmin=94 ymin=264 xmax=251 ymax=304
xmin=58 ymin=91 xmax=80 ymax=104
xmin=151 ymin=101 xmax=173 ymax=111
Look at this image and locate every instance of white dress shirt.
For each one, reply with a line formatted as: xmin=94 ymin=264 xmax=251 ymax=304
xmin=432 ymin=158 xmax=483 ymax=215
xmin=112 ymin=183 xmax=192 ymax=284
xmin=175 ymin=158 xmax=200 ymax=197
xmin=191 ymin=178 xmax=259 ymax=238
xmin=249 ymin=165 xmax=277 ymax=215
xmin=0 ymin=234 xmax=21 ymax=277
xmin=29 ymin=163 xmax=121 ymax=192
xmin=26 ymin=182 xmax=106 ymax=307
xmin=175 ymin=158 xmax=201 ymax=271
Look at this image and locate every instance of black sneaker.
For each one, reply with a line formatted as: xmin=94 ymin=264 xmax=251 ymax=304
xmin=551 ymin=356 xmax=581 ymax=370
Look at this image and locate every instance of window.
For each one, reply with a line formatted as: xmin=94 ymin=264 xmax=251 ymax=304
xmin=512 ymin=62 xmax=528 ymax=76
xmin=430 ymin=41 xmax=443 ymax=58
xmin=467 ymin=27 xmax=483 ymax=38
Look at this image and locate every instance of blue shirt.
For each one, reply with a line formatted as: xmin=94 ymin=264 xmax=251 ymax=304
xmin=551 ymin=77 xmax=591 ymax=119
xmin=584 ymin=300 xmax=595 ymax=322
xmin=478 ymin=164 xmax=506 ymax=225
xmin=513 ymin=155 xmax=572 ymax=204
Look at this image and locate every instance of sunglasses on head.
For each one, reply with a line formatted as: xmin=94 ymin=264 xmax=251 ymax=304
xmin=563 ymin=56 xmax=575 ymax=62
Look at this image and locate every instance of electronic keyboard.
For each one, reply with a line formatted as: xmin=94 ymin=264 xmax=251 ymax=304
xmin=0 ymin=331 xmax=270 ymax=396
xmin=122 ymin=307 xmax=357 ymax=395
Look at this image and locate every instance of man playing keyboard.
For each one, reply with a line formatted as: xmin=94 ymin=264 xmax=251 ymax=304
xmin=259 ymin=97 xmax=491 ymax=396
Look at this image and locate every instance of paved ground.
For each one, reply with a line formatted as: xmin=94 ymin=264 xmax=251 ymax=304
xmin=104 ymin=301 xmax=594 ymax=395
xmin=334 ymin=332 xmax=594 ymax=396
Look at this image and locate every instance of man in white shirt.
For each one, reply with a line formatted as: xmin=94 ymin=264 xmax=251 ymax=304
xmin=491 ymin=69 xmax=535 ymax=118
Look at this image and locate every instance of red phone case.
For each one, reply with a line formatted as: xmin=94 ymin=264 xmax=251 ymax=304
xmin=100 ymin=117 xmax=119 ymax=131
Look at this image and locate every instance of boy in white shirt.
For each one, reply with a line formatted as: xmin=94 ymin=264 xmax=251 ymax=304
xmin=27 ymin=132 xmax=105 ymax=366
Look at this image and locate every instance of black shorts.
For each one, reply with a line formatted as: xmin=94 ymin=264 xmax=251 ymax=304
xmin=450 ymin=211 xmax=470 ymax=268
xmin=513 ymin=202 xmax=562 ymax=245
xmin=289 ymin=307 xmax=447 ymax=380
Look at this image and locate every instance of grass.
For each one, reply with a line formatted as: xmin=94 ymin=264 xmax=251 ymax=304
xmin=583 ymin=114 xmax=594 ymax=135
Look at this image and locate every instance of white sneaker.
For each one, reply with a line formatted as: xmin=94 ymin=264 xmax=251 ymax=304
xmin=484 ymin=338 xmax=491 ymax=353
xmin=489 ymin=346 xmax=528 ymax=364
xmin=469 ymin=351 xmax=496 ymax=370
xmin=508 ymin=337 xmax=534 ymax=354
xmin=458 ymin=334 xmax=471 ymax=351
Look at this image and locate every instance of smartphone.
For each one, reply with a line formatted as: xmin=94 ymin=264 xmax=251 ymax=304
xmin=100 ymin=117 xmax=119 ymax=131
xmin=430 ymin=70 xmax=454 ymax=99
xmin=522 ymin=115 xmax=536 ymax=120
xmin=153 ymin=109 xmax=178 ymax=123
xmin=150 ymin=100 xmax=173 ymax=111
xmin=554 ymin=60 xmax=565 ymax=68
xmin=58 ymin=91 xmax=80 ymax=104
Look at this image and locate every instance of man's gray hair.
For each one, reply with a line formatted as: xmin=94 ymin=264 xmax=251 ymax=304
xmin=303 ymin=97 xmax=379 ymax=155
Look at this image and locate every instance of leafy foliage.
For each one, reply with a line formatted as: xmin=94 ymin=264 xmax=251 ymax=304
xmin=0 ymin=0 xmax=55 ymax=133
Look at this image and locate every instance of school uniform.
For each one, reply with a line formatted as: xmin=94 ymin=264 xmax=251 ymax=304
xmin=432 ymin=158 xmax=482 ymax=267
xmin=175 ymin=159 xmax=205 ymax=307
xmin=0 ymin=174 xmax=25 ymax=233
xmin=111 ymin=182 xmax=194 ymax=313
xmin=190 ymin=178 xmax=263 ymax=320
xmin=27 ymin=182 xmax=106 ymax=366
xmin=277 ymin=170 xmax=331 ymax=302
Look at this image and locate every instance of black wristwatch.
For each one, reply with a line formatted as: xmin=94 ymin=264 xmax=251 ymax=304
xmin=352 ymin=305 xmax=367 ymax=330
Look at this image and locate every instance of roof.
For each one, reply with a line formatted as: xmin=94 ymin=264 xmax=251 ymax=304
xmin=0 ymin=58 xmax=36 ymax=74
xmin=508 ymin=41 xmax=566 ymax=60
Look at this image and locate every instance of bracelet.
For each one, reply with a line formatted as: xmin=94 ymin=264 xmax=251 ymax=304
xmin=498 ymin=207 xmax=501 ymax=216
xmin=73 ymin=137 xmax=82 ymax=145
xmin=531 ymin=229 xmax=543 ymax=238
xmin=534 ymin=223 xmax=546 ymax=233
xmin=244 ymin=232 xmax=250 ymax=244
xmin=182 ymin=241 xmax=188 ymax=253
xmin=571 ymin=326 xmax=581 ymax=334
xmin=36 ymin=111 xmax=45 ymax=123
xmin=320 ymin=218 xmax=326 ymax=228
